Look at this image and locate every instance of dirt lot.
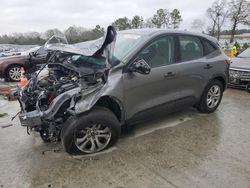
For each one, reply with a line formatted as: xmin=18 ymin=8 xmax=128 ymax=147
xmin=0 ymin=88 xmax=250 ymax=188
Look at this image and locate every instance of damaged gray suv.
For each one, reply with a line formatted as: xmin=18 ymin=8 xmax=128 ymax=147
xmin=17 ymin=26 xmax=229 ymax=154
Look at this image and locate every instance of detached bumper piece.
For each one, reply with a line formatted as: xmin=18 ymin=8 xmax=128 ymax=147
xmin=19 ymin=110 xmax=43 ymax=127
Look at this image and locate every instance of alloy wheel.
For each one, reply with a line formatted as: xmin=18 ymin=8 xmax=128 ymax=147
xmin=75 ymin=123 xmax=112 ymax=154
xmin=206 ymin=85 xmax=221 ymax=109
xmin=9 ymin=66 xmax=21 ymax=81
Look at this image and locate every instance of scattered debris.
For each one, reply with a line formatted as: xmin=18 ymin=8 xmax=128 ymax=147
xmin=11 ymin=111 xmax=20 ymax=121
xmin=0 ymin=83 xmax=18 ymax=101
xmin=42 ymin=148 xmax=61 ymax=155
xmin=1 ymin=124 xmax=13 ymax=128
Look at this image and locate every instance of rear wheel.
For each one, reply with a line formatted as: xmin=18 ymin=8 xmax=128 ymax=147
xmin=6 ymin=65 xmax=21 ymax=82
xmin=198 ymin=80 xmax=223 ymax=113
xmin=61 ymin=107 xmax=121 ymax=154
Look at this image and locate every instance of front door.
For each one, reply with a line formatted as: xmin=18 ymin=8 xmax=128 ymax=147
xmin=123 ymin=35 xmax=179 ymax=122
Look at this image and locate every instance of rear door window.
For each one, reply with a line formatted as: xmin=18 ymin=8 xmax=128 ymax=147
xmin=179 ymin=35 xmax=204 ymax=61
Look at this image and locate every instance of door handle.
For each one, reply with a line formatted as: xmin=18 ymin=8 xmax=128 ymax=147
xmin=204 ymin=64 xmax=213 ymax=69
xmin=164 ymin=72 xmax=176 ymax=78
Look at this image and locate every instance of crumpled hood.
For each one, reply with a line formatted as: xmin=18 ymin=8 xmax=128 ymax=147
xmin=230 ymin=57 xmax=250 ymax=70
xmin=45 ymin=26 xmax=117 ymax=65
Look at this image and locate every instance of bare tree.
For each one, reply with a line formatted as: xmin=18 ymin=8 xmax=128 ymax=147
xmin=144 ymin=18 xmax=155 ymax=28
xmin=191 ymin=19 xmax=205 ymax=32
xmin=207 ymin=0 xmax=228 ymax=40
xmin=228 ymin=0 xmax=250 ymax=43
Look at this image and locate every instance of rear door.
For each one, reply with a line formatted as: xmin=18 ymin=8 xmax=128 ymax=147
xmin=123 ymin=35 xmax=179 ymax=122
xmin=174 ymin=35 xmax=217 ymax=107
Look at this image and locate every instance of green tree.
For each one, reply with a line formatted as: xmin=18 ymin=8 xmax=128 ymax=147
xmin=242 ymin=43 xmax=249 ymax=50
xmin=44 ymin=28 xmax=63 ymax=39
xmin=234 ymin=41 xmax=240 ymax=50
xmin=92 ymin=25 xmax=105 ymax=38
xmin=112 ymin=17 xmax=131 ymax=31
xmin=170 ymin=9 xmax=183 ymax=29
xmin=131 ymin=15 xmax=144 ymax=29
xmin=225 ymin=41 xmax=229 ymax=49
xmin=65 ymin=26 xmax=79 ymax=43
xmin=152 ymin=9 xmax=170 ymax=28
xmin=92 ymin=25 xmax=105 ymax=34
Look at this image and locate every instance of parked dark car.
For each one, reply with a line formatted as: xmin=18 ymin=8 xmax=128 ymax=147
xmin=228 ymin=47 xmax=250 ymax=92
xmin=17 ymin=27 xmax=229 ymax=154
xmin=0 ymin=46 xmax=47 ymax=81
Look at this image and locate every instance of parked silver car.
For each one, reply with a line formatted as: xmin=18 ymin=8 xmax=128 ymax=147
xmin=17 ymin=26 xmax=229 ymax=154
xmin=229 ymin=47 xmax=250 ymax=92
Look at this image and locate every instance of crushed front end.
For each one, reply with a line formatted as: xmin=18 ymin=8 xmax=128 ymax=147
xmin=17 ymin=26 xmax=117 ymax=142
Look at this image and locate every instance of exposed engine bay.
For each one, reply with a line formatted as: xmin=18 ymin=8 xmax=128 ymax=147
xmin=18 ymin=54 xmax=107 ymax=142
xmin=17 ymin=26 xmax=117 ymax=142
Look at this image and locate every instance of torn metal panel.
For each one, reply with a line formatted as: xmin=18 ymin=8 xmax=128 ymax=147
xmin=45 ymin=26 xmax=117 ymax=66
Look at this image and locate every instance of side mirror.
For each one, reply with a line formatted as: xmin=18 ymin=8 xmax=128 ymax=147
xmin=128 ymin=59 xmax=151 ymax=75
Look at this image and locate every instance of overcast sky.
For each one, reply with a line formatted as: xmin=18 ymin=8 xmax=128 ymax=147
xmin=0 ymin=0 xmax=217 ymax=35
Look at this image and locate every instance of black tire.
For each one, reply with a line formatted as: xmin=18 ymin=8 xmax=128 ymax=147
xmin=6 ymin=64 xmax=21 ymax=82
xmin=61 ymin=107 xmax=121 ymax=155
xmin=198 ymin=79 xmax=223 ymax=113
xmin=247 ymin=83 xmax=250 ymax=93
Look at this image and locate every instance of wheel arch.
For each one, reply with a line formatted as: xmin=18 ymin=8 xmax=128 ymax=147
xmin=94 ymin=95 xmax=124 ymax=124
xmin=212 ymin=76 xmax=227 ymax=91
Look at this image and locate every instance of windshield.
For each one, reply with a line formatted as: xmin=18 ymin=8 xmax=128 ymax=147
xmin=113 ymin=33 xmax=144 ymax=61
xmin=70 ymin=34 xmax=144 ymax=66
xmin=43 ymin=32 xmax=143 ymax=67
xmin=238 ymin=48 xmax=250 ymax=58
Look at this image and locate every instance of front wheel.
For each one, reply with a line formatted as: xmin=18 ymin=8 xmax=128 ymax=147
xmin=61 ymin=107 xmax=121 ymax=154
xmin=198 ymin=80 xmax=223 ymax=113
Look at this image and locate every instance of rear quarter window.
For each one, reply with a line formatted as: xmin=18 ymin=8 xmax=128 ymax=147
xmin=179 ymin=35 xmax=204 ymax=62
xmin=202 ymin=39 xmax=218 ymax=55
